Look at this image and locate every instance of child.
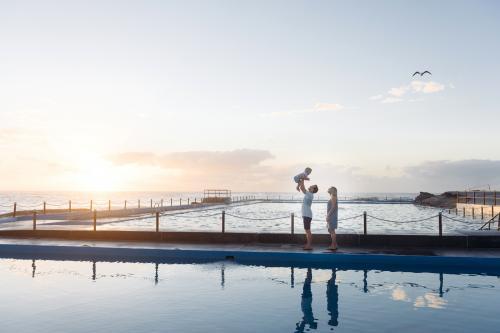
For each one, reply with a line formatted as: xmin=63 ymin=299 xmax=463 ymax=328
xmin=294 ymin=167 xmax=312 ymax=191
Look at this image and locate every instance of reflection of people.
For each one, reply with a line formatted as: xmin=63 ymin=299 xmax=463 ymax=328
xmin=295 ymin=268 xmax=318 ymax=332
xmin=327 ymin=269 xmax=339 ymax=328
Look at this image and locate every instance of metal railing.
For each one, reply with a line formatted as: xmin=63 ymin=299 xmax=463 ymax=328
xmin=14 ymin=207 xmax=490 ymax=236
xmin=456 ymin=191 xmax=498 ymax=206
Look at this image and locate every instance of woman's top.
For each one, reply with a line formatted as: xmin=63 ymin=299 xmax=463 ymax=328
xmin=302 ymin=192 xmax=314 ymax=218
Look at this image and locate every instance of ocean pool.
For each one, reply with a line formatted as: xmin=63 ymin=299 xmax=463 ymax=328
xmin=6 ymin=202 xmax=481 ymax=235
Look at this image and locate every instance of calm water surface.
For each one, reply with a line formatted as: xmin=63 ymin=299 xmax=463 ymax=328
xmin=0 ymin=258 xmax=499 ymax=332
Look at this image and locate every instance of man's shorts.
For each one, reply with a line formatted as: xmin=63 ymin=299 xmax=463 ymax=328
xmin=303 ymin=216 xmax=312 ymax=230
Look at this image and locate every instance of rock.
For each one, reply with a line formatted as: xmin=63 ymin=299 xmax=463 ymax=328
xmin=414 ymin=191 xmax=457 ymax=208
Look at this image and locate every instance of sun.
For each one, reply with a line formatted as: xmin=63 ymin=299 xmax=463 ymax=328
xmin=73 ymin=156 xmax=122 ymax=192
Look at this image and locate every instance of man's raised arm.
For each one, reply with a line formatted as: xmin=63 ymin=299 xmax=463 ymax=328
xmin=299 ymin=180 xmax=307 ymax=194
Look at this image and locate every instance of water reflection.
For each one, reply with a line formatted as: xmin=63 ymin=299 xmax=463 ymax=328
xmin=15 ymin=259 xmax=500 ymax=332
xmin=154 ymin=263 xmax=159 ymax=285
xmin=327 ymin=269 xmax=339 ymax=329
xmin=295 ymin=268 xmax=317 ymax=332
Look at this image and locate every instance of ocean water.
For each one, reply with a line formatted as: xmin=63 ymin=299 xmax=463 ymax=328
xmin=0 ymin=191 xmax=484 ymax=234
xmin=0 ymin=257 xmax=499 ymax=332
xmin=0 ymin=191 xmax=414 ymax=212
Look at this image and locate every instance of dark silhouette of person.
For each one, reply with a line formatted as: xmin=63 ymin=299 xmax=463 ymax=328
xmin=295 ymin=268 xmax=318 ymax=332
xmin=326 ymin=269 xmax=339 ymax=329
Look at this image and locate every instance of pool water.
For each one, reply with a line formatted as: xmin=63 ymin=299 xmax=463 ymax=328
xmin=1 ymin=257 xmax=499 ymax=332
xmin=6 ymin=202 xmax=480 ymax=235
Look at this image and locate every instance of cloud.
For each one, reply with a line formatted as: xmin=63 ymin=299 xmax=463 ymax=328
xmin=263 ymin=102 xmax=344 ymax=117
xmin=108 ymin=149 xmax=279 ymax=190
xmin=369 ymin=94 xmax=384 ymax=101
xmin=410 ymin=81 xmax=445 ymax=94
xmin=388 ymin=86 xmax=409 ymax=97
xmin=313 ymin=103 xmax=344 ymax=112
xmin=110 ymin=149 xmax=274 ymax=171
xmin=381 ymin=97 xmax=403 ymax=104
xmin=108 ymin=149 xmax=500 ymax=192
xmin=403 ymin=159 xmax=500 ymax=191
xmin=110 ymin=152 xmax=159 ymax=165
xmin=372 ymin=80 xmax=446 ymax=104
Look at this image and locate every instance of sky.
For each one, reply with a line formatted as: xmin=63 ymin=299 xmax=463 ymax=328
xmin=1 ymin=0 xmax=500 ymax=193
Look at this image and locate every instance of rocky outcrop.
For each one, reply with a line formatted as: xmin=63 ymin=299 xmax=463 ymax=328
xmin=414 ymin=191 xmax=457 ymax=208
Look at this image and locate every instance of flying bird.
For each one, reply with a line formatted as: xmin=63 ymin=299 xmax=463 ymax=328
xmin=412 ymin=71 xmax=432 ymax=77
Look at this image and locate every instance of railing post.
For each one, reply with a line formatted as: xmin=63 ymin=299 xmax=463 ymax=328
xmin=90 ymin=200 xmax=93 ymax=211
xmin=156 ymin=211 xmax=159 ymax=232
xmin=493 ymin=206 xmax=495 ymax=218
xmin=222 ymin=210 xmax=225 ymax=233
xmin=150 ymin=199 xmax=153 ymax=208
xmin=473 ymin=191 xmax=476 ymax=204
xmin=138 ymin=199 xmax=141 ymax=209
xmin=495 ymin=191 xmax=497 ymax=206
xmin=481 ymin=206 xmax=484 ymax=220
xmin=291 ymin=213 xmax=295 ymax=235
xmin=188 ymin=198 xmax=190 ymax=205
xmin=124 ymin=200 xmax=127 ymax=210
xmin=33 ymin=211 xmax=37 ymax=231
xmin=93 ymin=210 xmax=97 ymax=231
xmin=438 ymin=212 xmax=442 ymax=237
xmin=180 ymin=198 xmax=182 ymax=206
xmin=13 ymin=202 xmax=17 ymax=217
xmin=69 ymin=200 xmax=72 ymax=212
xmin=108 ymin=200 xmax=111 ymax=211
xmin=472 ymin=207 xmax=475 ymax=219
xmin=463 ymin=207 xmax=466 ymax=217
xmin=43 ymin=201 xmax=46 ymax=214
xmin=161 ymin=199 xmax=164 ymax=207
xmin=363 ymin=211 xmax=367 ymax=235
xmin=171 ymin=198 xmax=173 ymax=206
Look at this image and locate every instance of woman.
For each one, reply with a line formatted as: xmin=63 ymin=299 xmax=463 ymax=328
xmin=299 ymin=180 xmax=319 ymax=250
xmin=326 ymin=187 xmax=338 ymax=251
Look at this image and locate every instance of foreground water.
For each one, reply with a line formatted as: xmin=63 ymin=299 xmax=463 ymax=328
xmin=1 ymin=258 xmax=499 ymax=332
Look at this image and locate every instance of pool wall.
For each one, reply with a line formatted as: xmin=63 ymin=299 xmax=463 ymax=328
xmin=1 ymin=229 xmax=500 ymax=248
xmin=1 ymin=243 xmax=500 ymax=274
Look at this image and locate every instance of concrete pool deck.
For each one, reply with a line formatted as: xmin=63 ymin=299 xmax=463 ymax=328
xmin=1 ymin=236 xmax=500 ymax=274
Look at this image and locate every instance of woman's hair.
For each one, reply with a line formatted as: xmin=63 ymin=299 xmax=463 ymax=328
xmin=310 ymin=185 xmax=318 ymax=193
xmin=328 ymin=186 xmax=337 ymax=196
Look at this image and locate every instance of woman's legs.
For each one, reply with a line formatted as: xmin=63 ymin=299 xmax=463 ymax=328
xmin=328 ymin=228 xmax=338 ymax=250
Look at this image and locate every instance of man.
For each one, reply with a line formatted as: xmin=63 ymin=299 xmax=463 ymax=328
xmin=299 ymin=179 xmax=318 ymax=250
